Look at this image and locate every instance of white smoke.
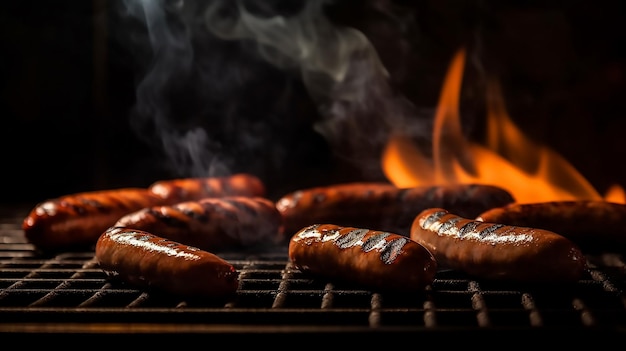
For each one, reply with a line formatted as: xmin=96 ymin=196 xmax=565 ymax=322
xmin=201 ymin=0 xmax=425 ymax=168
xmin=120 ymin=0 xmax=430 ymax=179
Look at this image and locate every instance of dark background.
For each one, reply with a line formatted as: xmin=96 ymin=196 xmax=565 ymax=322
xmin=2 ymin=0 xmax=625 ymax=204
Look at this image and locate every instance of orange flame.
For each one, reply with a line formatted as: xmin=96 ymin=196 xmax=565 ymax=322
xmin=382 ymin=48 xmax=624 ymax=204
xmin=604 ymin=184 xmax=626 ymax=203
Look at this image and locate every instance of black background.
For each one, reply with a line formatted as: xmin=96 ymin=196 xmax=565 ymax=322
xmin=2 ymin=0 xmax=625 ymax=204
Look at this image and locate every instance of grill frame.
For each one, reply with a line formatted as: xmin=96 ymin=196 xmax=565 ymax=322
xmin=2 ymin=205 xmax=626 ymax=343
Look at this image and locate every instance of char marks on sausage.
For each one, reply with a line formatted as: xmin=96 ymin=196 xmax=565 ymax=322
xmin=289 ymin=224 xmax=437 ymax=292
xmin=411 ymin=208 xmax=588 ymax=283
xmin=476 ymin=200 xmax=626 ymax=252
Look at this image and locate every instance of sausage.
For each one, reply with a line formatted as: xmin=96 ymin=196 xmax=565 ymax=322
xmin=410 ymin=208 xmax=587 ymax=283
xmin=276 ymin=182 xmax=515 ymax=237
xmin=95 ymin=227 xmax=239 ymax=299
xmin=476 ymin=201 xmax=626 ymax=252
xmin=288 ymin=224 xmax=437 ymax=292
xmin=148 ymin=173 xmax=266 ymax=203
xmin=114 ymin=196 xmax=285 ymax=252
xmin=22 ymin=188 xmax=167 ymax=251
xmin=277 ymin=182 xmax=395 ymax=236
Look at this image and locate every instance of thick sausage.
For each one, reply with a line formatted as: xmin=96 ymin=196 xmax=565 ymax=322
xmin=288 ymin=224 xmax=437 ymax=292
xmin=96 ymin=227 xmax=239 ymax=299
xmin=148 ymin=173 xmax=266 ymax=203
xmin=411 ymin=208 xmax=587 ymax=283
xmin=476 ymin=201 xmax=626 ymax=252
xmin=114 ymin=196 xmax=285 ymax=252
xmin=276 ymin=182 xmax=515 ymax=237
xmin=22 ymin=188 xmax=167 ymax=251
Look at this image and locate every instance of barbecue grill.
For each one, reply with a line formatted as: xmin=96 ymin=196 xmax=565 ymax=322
xmin=2 ymin=205 xmax=625 ymax=345
xmin=3 ymin=2 xmax=626 ymax=345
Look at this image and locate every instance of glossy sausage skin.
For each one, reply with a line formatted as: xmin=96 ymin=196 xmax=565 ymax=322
xmin=288 ymin=224 xmax=437 ymax=292
xmin=276 ymin=182 xmax=515 ymax=237
xmin=114 ymin=196 xmax=285 ymax=252
xmin=411 ymin=208 xmax=587 ymax=283
xmin=22 ymin=188 xmax=167 ymax=251
xmin=476 ymin=201 xmax=626 ymax=252
xmin=148 ymin=173 xmax=266 ymax=203
xmin=96 ymin=227 xmax=239 ymax=299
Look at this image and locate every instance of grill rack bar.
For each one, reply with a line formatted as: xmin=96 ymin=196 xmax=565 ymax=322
xmin=1 ymin=206 xmax=626 ymax=343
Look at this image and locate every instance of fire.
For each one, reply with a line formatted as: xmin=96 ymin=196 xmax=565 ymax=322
xmin=604 ymin=184 xmax=626 ymax=203
xmin=382 ymin=48 xmax=624 ymax=204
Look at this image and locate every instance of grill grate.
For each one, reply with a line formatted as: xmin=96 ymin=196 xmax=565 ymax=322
xmin=1 ymin=205 xmax=626 ymax=343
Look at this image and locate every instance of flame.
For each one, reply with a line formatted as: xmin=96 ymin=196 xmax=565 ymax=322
xmin=604 ymin=184 xmax=626 ymax=204
xmin=382 ymin=48 xmax=623 ymax=204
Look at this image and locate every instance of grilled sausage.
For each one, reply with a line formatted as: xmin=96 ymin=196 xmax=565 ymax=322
xmin=276 ymin=182 xmax=515 ymax=237
xmin=288 ymin=224 xmax=437 ymax=292
xmin=411 ymin=208 xmax=587 ymax=283
xmin=96 ymin=227 xmax=239 ymax=299
xmin=114 ymin=196 xmax=285 ymax=252
xmin=476 ymin=201 xmax=626 ymax=252
xmin=22 ymin=188 xmax=167 ymax=251
xmin=148 ymin=173 xmax=266 ymax=203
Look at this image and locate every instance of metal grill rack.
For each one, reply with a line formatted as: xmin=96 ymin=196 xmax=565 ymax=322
xmin=1 ymin=205 xmax=626 ymax=344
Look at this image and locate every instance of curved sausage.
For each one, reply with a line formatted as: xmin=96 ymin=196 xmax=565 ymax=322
xmin=148 ymin=173 xmax=266 ymax=203
xmin=276 ymin=182 xmax=515 ymax=237
xmin=114 ymin=196 xmax=285 ymax=252
xmin=95 ymin=227 xmax=239 ymax=299
xmin=288 ymin=224 xmax=437 ymax=292
xmin=22 ymin=188 xmax=167 ymax=251
xmin=476 ymin=201 xmax=626 ymax=252
xmin=411 ymin=208 xmax=587 ymax=283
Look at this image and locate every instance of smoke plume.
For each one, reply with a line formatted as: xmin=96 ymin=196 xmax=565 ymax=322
xmin=118 ymin=0 xmax=431 ymax=182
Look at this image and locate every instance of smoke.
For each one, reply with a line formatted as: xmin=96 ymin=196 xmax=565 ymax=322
xmin=120 ymin=0 xmax=222 ymax=177
xmin=119 ymin=0 xmax=430 ymax=180
xmin=201 ymin=0 xmax=430 ymax=173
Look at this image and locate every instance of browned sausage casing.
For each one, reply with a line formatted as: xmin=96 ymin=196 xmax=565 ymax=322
xmin=288 ymin=224 xmax=437 ymax=292
xmin=276 ymin=182 xmax=515 ymax=237
xmin=96 ymin=227 xmax=239 ymax=299
xmin=22 ymin=188 xmax=167 ymax=251
xmin=148 ymin=173 xmax=266 ymax=203
xmin=411 ymin=208 xmax=587 ymax=283
xmin=476 ymin=201 xmax=626 ymax=252
xmin=114 ymin=196 xmax=285 ymax=251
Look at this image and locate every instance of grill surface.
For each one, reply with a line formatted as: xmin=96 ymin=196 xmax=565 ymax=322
xmin=2 ymin=205 xmax=626 ymax=344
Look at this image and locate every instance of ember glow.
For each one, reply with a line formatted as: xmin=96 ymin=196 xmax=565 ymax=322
xmin=382 ymin=49 xmax=625 ymax=204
